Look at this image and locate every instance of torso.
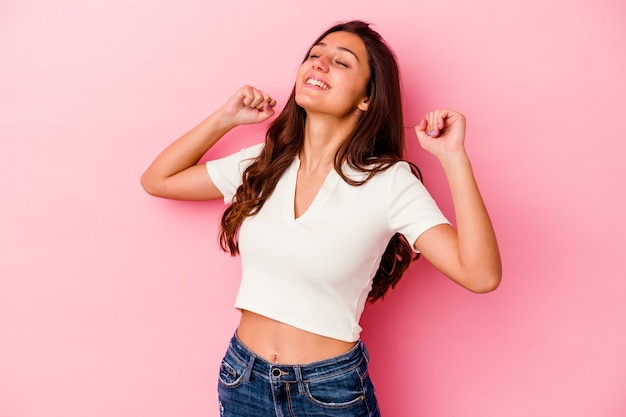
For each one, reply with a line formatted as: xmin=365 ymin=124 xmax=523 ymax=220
xmin=233 ymin=157 xmax=447 ymax=345
xmin=237 ymin=310 xmax=356 ymax=364
xmin=210 ymin=147 xmax=448 ymax=356
xmin=238 ymin=162 xmax=357 ymax=365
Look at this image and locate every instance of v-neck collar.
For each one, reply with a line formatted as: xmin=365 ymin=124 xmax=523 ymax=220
xmin=289 ymin=157 xmax=340 ymax=222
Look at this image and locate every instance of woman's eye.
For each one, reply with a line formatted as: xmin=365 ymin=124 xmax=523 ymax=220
xmin=308 ymin=54 xmax=320 ymax=59
xmin=335 ymin=60 xmax=348 ymax=67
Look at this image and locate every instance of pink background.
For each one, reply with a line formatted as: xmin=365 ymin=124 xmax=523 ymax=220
xmin=1 ymin=0 xmax=625 ymax=416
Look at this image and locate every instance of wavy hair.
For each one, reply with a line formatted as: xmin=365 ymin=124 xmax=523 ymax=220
xmin=219 ymin=20 xmax=421 ymax=302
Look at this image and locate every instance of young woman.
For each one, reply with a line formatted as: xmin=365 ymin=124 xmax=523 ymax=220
xmin=141 ymin=20 xmax=501 ymax=417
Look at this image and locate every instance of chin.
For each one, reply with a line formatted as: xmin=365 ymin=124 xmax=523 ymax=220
xmin=294 ymin=94 xmax=317 ymax=112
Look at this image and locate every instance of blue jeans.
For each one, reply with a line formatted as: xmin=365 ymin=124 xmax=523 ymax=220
xmin=217 ymin=332 xmax=381 ymax=417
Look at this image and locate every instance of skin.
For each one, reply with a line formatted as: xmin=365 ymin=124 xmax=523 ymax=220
xmin=141 ymin=31 xmax=502 ymax=364
xmin=293 ymin=32 xmax=371 ymax=218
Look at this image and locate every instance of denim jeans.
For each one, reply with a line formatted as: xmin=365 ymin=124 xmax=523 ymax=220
xmin=217 ymin=332 xmax=381 ymax=417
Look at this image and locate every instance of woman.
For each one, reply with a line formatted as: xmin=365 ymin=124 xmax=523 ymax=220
xmin=141 ymin=20 xmax=501 ymax=417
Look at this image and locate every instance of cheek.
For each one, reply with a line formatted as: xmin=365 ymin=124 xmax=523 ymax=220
xmin=359 ymin=70 xmax=371 ymax=94
xmin=294 ymin=68 xmax=306 ymax=91
xmin=296 ymin=62 xmax=309 ymax=78
xmin=344 ymin=75 xmax=369 ymax=100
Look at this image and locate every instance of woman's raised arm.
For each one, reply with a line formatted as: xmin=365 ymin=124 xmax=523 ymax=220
xmin=413 ymin=110 xmax=502 ymax=293
xmin=140 ymin=85 xmax=276 ymax=201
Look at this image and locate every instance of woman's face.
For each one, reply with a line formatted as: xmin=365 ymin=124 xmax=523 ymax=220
xmin=295 ymin=31 xmax=371 ymax=119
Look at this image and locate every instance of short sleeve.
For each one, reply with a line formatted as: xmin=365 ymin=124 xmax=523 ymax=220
xmin=205 ymin=143 xmax=264 ymax=204
xmin=387 ymin=162 xmax=450 ymax=252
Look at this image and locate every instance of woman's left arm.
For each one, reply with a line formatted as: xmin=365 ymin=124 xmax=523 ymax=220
xmin=413 ymin=110 xmax=502 ymax=293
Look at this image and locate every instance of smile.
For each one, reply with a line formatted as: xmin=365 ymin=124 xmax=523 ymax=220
xmin=305 ymin=77 xmax=330 ymax=90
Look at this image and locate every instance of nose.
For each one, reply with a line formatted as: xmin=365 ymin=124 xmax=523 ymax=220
xmin=312 ymin=55 xmax=329 ymax=72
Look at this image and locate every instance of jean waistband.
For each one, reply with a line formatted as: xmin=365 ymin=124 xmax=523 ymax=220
xmin=227 ymin=331 xmax=370 ymax=383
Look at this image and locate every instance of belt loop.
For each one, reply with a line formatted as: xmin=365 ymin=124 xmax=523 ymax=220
xmin=360 ymin=341 xmax=370 ymax=364
xmin=294 ymin=366 xmax=305 ymax=395
xmin=243 ymin=353 xmax=256 ymax=382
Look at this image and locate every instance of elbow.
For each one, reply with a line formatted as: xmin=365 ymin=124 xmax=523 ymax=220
xmin=452 ymin=261 xmax=502 ymax=293
xmin=469 ymin=278 xmax=500 ymax=294
xmin=140 ymin=172 xmax=163 ymax=197
xmin=462 ymin=254 xmax=503 ymax=294
xmin=466 ymin=269 xmax=502 ymax=294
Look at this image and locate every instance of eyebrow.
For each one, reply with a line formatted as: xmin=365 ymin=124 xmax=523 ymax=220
xmin=314 ymin=42 xmax=360 ymax=62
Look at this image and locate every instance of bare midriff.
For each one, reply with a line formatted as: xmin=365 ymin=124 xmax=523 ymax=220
xmin=236 ymin=310 xmax=356 ymax=365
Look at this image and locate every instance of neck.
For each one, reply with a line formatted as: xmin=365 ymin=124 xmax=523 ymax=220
xmin=300 ymin=113 xmax=358 ymax=173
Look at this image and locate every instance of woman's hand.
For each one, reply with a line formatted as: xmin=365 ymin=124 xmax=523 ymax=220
xmin=218 ymin=85 xmax=277 ymax=127
xmin=414 ymin=109 xmax=467 ymax=160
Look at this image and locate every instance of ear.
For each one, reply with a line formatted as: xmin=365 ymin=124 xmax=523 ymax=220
xmin=357 ymin=97 xmax=369 ymax=112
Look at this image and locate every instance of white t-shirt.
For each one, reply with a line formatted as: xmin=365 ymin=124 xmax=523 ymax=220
xmin=206 ymin=143 xmax=449 ymax=342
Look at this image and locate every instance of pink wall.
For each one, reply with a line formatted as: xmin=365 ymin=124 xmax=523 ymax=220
xmin=1 ymin=0 xmax=624 ymax=416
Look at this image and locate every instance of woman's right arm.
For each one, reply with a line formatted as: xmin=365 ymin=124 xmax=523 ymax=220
xmin=140 ymin=86 xmax=276 ymax=201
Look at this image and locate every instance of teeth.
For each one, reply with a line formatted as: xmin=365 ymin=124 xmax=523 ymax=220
xmin=306 ymin=78 xmax=330 ymax=89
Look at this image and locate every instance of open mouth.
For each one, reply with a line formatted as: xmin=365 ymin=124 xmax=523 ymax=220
xmin=305 ymin=77 xmax=330 ymax=90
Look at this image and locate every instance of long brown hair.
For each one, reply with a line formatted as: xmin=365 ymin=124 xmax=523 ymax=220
xmin=219 ymin=20 xmax=421 ymax=302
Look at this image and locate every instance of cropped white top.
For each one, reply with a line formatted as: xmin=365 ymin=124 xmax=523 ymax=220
xmin=206 ymin=143 xmax=449 ymax=342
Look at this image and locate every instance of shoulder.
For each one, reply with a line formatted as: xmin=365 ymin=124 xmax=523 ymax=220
xmin=340 ymin=160 xmax=418 ymax=184
xmin=239 ymin=142 xmax=265 ymax=160
xmin=207 ymin=142 xmax=264 ymax=170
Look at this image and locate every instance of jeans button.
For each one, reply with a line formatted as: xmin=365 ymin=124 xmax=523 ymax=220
xmin=271 ymin=368 xmax=281 ymax=377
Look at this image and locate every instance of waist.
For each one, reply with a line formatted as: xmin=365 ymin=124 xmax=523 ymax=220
xmin=226 ymin=330 xmax=370 ymax=382
xmin=237 ymin=310 xmax=357 ymax=364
